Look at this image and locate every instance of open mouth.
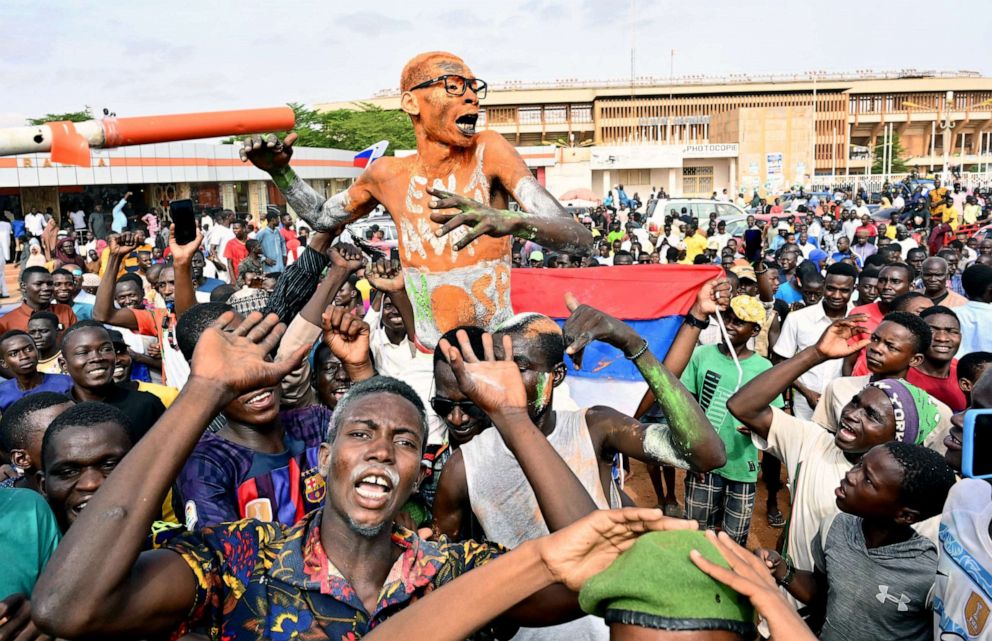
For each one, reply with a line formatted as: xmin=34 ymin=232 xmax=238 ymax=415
xmin=455 ymin=113 xmax=478 ymax=136
xmin=836 ymin=422 xmax=858 ymax=443
xmin=244 ymin=389 xmax=275 ymax=411
xmin=354 ymin=472 xmax=394 ymax=508
xmin=70 ymin=498 xmax=90 ymax=518
xmin=112 ymin=364 xmax=127 ymax=379
xmin=945 ymin=428 xmax=963 ymax=451
xmin=88 ymin=366 xmax=110 ymax=378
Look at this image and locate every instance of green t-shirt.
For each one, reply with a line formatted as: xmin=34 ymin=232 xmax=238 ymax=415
xmin=680 ymin=344 xmax=783 ymax=482
xmin=0 ymin=488 xmax=61 ymax=599
xmin=606 ymin=231 xmax=625 ymax=247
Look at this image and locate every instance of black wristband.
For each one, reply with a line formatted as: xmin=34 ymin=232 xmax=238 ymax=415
xmin=684 ymin=313 xmax=710 ymax=330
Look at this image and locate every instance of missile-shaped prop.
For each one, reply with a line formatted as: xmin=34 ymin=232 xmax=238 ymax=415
xmin=0 ymin=106 xmax=296 ymax=167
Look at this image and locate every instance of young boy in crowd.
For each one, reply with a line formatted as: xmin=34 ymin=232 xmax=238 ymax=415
xmin=814 ymin=311 xmax=953 ymax=451
xmin=679 ymin=295 xmax=783 ymax=545
xmin=27 ymin=311 xmax=63 ymax=374
xmin=0 ymin=393 xmax=74 ymax=491
xmin=39 ymin=402 xmax=134 ymax=533
xmin=760 ymin=442 xmax=955 ymax=640
xmin=909 ymin=306 xmax=967 ymax=412
xmin=957 ymin=350 xmax=992 ymax=407
xmin=727 ymin=316 xmax=941 ymax=593
xmin=0 ymin=330 xmax=72 ymax=411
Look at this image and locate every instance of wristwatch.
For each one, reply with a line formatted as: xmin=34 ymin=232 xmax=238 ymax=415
xmin=777 ymin=555 xmax=796 ymax=587
xmin=684 ymin=313 xmax=710 ymax=330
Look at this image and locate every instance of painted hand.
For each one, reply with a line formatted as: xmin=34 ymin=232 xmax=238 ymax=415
xmin=190 ymin=312 xmax=306 ymax=399
xmin=691 ymin=532 xmax=816 ymax=641
xmin=427 ymin=188 xmax=517 ymax=250
xmin=108 ymin=232 xmax=138 ymax=257
xmin=321 ymin=305 xmax=371 ymax=368
xmin=563 ymin=292 xmax=642 ymax=369
xmin=538 ymin=508 xmax=697 ymax=592
xmin=329 ymin=242 xmax=365 ymax=273
xmin=239 ymin=132 xmax=297 ymax=172
xmin=439 ymin=331 xmax=527 ymax=416
xmin=366 ymin=257 xmax=405 ymax=293
xmin=815 ymin=314 xmax=871 ymax=360
xmin=167 ymin=223 xmax=204 ymax=266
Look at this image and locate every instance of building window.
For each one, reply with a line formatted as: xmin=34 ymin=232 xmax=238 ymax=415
xmin=618 ymin=169 xmax=651 ymax=185
xmin=682 ymin=166 xmax=714 ymax=197
xmin=544 ymin=105 xmax=567 ymax=124
xmin=571 ymin=104 xmax=592 ymax=124
xmin=519 ymin=107 xmax=542 ymax=124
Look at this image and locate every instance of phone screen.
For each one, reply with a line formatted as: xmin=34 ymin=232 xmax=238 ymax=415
xmin=170 ymin=199 xmax=197 ymax=245
xmin=972 ymin=412 xmax=992 ymax=477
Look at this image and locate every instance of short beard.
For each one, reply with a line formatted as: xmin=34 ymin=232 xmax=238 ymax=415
xmin=347 ymin=517 xmax=386 ymax=538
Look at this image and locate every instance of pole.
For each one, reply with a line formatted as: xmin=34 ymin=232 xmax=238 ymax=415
xmin=931 ymin=120 xmax=936 ymax=174
xmin=811 ymin=75 xmax=818 ymax=183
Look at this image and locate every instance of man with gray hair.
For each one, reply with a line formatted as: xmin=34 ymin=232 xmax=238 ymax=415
xmin=893 ymin=223 xmax=919 ymax=258
xmin=920 ymin=256 xmax=967 ymax=308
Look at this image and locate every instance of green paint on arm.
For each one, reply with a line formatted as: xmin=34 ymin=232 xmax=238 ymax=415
xmin=635 ymin=358 xmax=704 ymax=454
xmin=270 ymin=167 xmax=298 ymax=191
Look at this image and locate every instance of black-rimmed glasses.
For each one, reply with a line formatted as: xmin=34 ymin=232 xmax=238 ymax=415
xmin=410 ymin=74 xmax=488 ymax=99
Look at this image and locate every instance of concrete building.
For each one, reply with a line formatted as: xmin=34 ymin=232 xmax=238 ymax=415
xmin=318 ymin=70 xmax=992 ymax=199
xmin=0 ymin=142 xmax=363 ymax=225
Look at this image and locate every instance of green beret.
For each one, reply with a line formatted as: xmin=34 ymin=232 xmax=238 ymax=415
xmin=579 ymin=531 xmax=756 ymax=638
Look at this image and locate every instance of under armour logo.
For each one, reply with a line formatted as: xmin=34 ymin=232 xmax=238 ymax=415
xmin=876 ymin=585 xmax=911 ymax=611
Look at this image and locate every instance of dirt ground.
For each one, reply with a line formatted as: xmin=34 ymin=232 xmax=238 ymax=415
xmin=622 ymin=458 xmax=791 ymax=551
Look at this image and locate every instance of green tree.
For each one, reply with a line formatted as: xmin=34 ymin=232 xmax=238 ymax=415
xmin=872 ymin=131 xmax=909 ymax=174
xmin=226 ymin=103 xmax=416 ymax=153
xmin=27 ymin=107 xmax=94 ymax=125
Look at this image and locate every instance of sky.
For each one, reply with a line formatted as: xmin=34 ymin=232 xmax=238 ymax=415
xmin=4 ymin=0 xmax=990 ymax=128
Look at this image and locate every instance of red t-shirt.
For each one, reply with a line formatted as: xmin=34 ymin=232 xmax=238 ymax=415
xmin=849 ymin=302 xmax=885 ymax=334
xmin=855 ymin=224 xmax=878 ymax=237
xmin=907 ymin=360 xmax=966 ymax=412
xmin=223 ymin=238 xmax=249 ymax=281
xmin=0 ymin=302 xmax=77 ymax=333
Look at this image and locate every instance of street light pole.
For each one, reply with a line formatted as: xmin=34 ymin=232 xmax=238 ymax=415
xmin=940 ymin=90 xmax=956 ymax=183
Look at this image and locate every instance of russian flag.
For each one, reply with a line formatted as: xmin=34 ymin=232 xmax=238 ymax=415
xmin=510 ymin=264 xmax=722 ymax=415
xmin=353 ymin=140 xmax=389 ymax=168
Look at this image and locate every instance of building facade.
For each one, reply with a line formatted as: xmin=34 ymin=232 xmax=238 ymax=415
xmin=318 ymin=70 xmax=992 ymax=199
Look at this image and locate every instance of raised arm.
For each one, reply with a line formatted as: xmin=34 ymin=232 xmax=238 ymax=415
xmin=635 ymin=276 xmax=730 ymax=418
xmin=32 ymin=313 xmax=309 ymax=639
xmin=366 ymin=258 xmax=417 ymax=343
xmin=170 ymin=224 xmax=205 ymax=317
xmin=240 ymin=133 xmax=378 ymax=234
xmin=427 ymin=133 xmax=593 ymax=256
xmin=441 ymin=331 xmax=598 ymax=530
xmin=562 ymin=293 xmax=726 ymax=472
xmin=91 ymin=232 xmax=140 ymax=329
xmin=726 ymin=315 xmax=870 ymax=440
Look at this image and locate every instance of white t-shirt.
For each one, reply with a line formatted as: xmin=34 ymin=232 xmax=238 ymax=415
xmin=69 ymin=210 xmax=86 ymax=230
xmin=752 ymin=407 xmax=854 ymax=573
xmin=207 ymin=224 xmax=236 ymax=282
xmin=25 ymin=212 xmax=45 ymax=236
xmin=934 ymin=479 xmax=992 ymax=640
xmin=773 ymin=302 xmax=852 ymax=419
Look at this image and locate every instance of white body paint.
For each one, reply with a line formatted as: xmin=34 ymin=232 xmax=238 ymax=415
xmin=643 ymin=423 xmax=692 ymax=469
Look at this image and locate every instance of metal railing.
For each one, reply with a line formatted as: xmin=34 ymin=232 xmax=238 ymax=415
xmin=809 ymin=171 xmax=992 ymax=193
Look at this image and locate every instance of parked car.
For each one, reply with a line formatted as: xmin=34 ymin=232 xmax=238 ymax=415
xmin=647 ymin=199 xmax=747 ymax=225
xmin=346 ymin=215 xmax=398 ymax=251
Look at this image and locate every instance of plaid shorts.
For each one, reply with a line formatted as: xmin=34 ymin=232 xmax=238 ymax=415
xmin=684 ymin=472 xmax=756 ymax=545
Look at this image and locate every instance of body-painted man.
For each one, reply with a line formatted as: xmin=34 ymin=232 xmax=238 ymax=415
xmin=242 ymin=51 xmax=592 ymax=350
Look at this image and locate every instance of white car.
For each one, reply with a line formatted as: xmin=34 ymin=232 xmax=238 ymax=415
xmin=646 ymin=198 xmax=747 ymax=226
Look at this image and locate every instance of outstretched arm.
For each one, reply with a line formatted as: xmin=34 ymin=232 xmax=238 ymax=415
xmin=240 ymin=133 xmax=378 ymax=234
xmin=32 ymin=313 xmax=309 ymax=639
xmin=563 ymin=293 xmax=726 ymax=472
xmin=171 ymin=224 xmax=205 ymax=318
xmin=727 ymin=315 xmax=870 ymax=440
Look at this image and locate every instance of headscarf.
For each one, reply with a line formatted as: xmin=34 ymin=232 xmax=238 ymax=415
xmin=55 ymin=236 xmax=86 ymax=270
xmin=25 ymin=239 xmax=47 ymax=268
xmin=868 ymin=378 xmax=941 ymax=445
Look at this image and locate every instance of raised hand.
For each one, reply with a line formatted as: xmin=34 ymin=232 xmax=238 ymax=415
xmin=428 ymin=188 xmax=518 ymax=250
xmin=321 ymin=305 xmax=371 ymax=368
xmin=690 ymin=275 xmax=732 ymax=317
xmin=328 ymin=242 xmax=365 ymax=273
xmin=366 ymin=257 xmax=405 ymax=293
xmin=439 ymin=331 xmax=527 ymax=416
xmin=538 ymin=508 xmax=697 ymax=592
xmin=814 ymin=313 xmax=871 ymax=360
xmin=563 ymin=292 xmax=642 ymax=369
xmin=239 ymin=132 xmax=297 ymax=173
xmin=690 ymin=531 xmax=816 ymax=641
xmin=108 ymin=232 xmax=138 ymax=257
xmin=190 ymin=311 xmax=307 ymax=399
xmin=167 ymin=223 xmax=204 ymax=265
xmin=754 ymin=547 xmax=787 ymax=582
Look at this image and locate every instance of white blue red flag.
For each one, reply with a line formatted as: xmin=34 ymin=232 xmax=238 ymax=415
xmin=353 ymin=140 xmax=389 ymax=168
xmin=510 ymin=264 xmax=721 ymax=415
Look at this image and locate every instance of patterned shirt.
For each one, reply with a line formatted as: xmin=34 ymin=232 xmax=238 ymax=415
xmin=159 ymin=510 xmax=504 ymax=641
xmin=172 ymin=405 xmax=332 ymax=529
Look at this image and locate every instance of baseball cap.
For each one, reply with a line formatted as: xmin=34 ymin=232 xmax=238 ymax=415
xmin=730 ymin=264 xmax=757 ymax=282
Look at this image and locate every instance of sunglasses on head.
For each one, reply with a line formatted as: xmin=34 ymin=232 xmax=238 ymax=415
xmin=430 ymin=397 xmax=488 ymax=420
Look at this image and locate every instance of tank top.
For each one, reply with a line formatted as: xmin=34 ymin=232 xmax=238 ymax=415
xmin=461 ymin=409 xmax=616 ymax=641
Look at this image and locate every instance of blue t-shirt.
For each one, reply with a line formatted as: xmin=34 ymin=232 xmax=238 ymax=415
xmin=197 ymin=278 xmax=225 ymax=294
xmin=774 ymin=281 xmax=803 ymax=305
xmin=0 ymin=374 xmax=73 ymax=411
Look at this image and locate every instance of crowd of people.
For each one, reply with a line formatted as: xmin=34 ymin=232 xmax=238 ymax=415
xmin=4 ymin=50 xmax=992 ymax=640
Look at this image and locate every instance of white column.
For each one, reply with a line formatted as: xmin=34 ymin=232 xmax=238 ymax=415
xmin=729 ymin=158 xmax=737 ymax=196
